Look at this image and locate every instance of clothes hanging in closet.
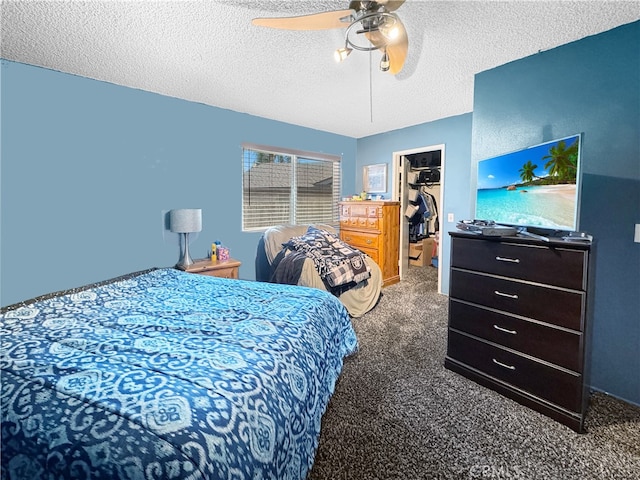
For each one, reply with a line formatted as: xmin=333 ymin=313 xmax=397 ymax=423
xmin=406 ymin=188 xmax=438 ymax=242
xmin=422 ymin=190 xmax=439 ymax=234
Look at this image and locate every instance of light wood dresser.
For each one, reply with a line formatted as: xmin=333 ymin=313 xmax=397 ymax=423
xmin=338 ymin=200 xmax=400 ymax=287
xmin=445 ymin=231 xmax=593 ymax=432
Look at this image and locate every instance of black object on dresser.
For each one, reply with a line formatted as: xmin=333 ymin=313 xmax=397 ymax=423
xmin=445 ymin=231 xmax=593 ymax=432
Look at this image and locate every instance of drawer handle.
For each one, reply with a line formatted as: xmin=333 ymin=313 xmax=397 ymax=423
xmin=496 ymin=256 xmax=520 ymax=263
xmin=494 ymin=290 xmax=518 ymax=299
xmin=493 ymin=324 xmax=517 ymax=335
xmin=345 ymin=236 xmax=352 ymax=241
xmin=366 ymin=239 xmax=373 ymax=244
xmin=492 ymin=358 xmax=516 ymax=370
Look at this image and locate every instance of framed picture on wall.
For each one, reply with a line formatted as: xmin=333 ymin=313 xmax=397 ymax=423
xmin=363 ymin=163 xmax=387 ymax=193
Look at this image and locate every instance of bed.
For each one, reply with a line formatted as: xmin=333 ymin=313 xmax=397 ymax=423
xmin=1 ymin=267 xmax=357 ymax=480
xmin=255 ymin=225 xmax=383 ymax=317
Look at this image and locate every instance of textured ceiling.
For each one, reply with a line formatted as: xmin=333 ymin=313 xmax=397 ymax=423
xmin=1 ymin=1 xmax=638 ymax=138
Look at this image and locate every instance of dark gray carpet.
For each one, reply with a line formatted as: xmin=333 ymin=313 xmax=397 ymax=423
xmin=309 ymin=266 xmax=640 ymax=480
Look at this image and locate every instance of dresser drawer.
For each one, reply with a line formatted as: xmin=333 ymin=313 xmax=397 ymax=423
xmin=340 ymin=231 xmax=379 ymax=250
xmin=344 ymin=203 xmax=381 ymax=218
xmin=184 ymin=259 xmax=241 ymax=279
xmin=346 ymin=217 xmax=360 ymax=227
xmin=450 ymin=269 xmax=584 ymax=330
xmin=357 ymin=247 xmax=379 ymax=264
xmin=198 ymin=266 xmax=238 ymax=279
xmin=447 ymin=330 xmax=582 ymax=412
xmin=341 ymin=217 xmax=380 ymax=231
xmin=451 ymin=237 xmax=587 ymax=290
xmin=449 ymin=299 xmax=582 ymax=371
xmin=352 ymin=216 xmax=379 ymax=230
xmin=366 ymin=217 xmax=380 ymax=230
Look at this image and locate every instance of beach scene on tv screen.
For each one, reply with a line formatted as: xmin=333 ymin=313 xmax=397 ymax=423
xmin=476 ymin=135 xmax=580 ymax=230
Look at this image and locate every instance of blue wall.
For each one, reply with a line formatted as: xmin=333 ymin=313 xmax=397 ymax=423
xmin=356 ymin=115 xmax=473 ymax=294
xmin=471 ymin=21 xmax=639 ymax=405
xmin=0 ymin=60 xmax=357 ymax=306
xmin=2 ymin=20 xmax=638 ymax=406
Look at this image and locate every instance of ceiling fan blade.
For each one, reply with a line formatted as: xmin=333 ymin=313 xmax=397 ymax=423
xmin=386 ymin=20 xmax=408 ymax=75
xmin=252 ymin=9 xmax=354 ymax=30
xmin=378 ymin=0 xmax=406 ymax=12
xmin=365 ymin=30 xmax=386 ymax=49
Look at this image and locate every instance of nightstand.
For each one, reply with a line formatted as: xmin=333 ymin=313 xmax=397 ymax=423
xmin=179 ymin=258 xmax=241 ymax=279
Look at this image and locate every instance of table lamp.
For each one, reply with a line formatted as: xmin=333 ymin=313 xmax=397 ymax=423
xmin=170 ymin=208 xmax=202 ymax=269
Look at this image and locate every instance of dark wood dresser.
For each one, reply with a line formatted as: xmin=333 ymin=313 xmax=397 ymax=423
xmin=445 ymin=231 xmax=593 ymax=432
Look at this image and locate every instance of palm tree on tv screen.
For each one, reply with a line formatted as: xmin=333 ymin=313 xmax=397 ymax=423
xmin=542 ymin=139 xmax=579 ymax=184
xmin=519 ymin=160 xmax=539 ymax=184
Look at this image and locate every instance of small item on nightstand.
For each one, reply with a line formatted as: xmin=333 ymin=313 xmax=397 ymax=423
xmin=218 ymin=246 xmax=230 ymax=261
xmin=213 ymin=240 xmax=222 ymax=260
xmin=210 ymin=243 xmax=217 ymax=261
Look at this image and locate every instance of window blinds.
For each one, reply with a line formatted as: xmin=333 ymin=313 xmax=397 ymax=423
xmin=242 ymin=145 xmax=341 ymax=231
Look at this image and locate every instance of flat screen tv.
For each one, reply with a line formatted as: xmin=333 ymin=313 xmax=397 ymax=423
xmin=475 ymin=134 xmax=582 ymax=232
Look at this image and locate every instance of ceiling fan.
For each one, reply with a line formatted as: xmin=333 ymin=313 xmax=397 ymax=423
xmin=252 ymin=1 xmax=408 ymax=75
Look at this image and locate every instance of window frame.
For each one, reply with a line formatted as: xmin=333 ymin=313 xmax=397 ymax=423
xmin=241 ymin=143 xmax=342 ymax=232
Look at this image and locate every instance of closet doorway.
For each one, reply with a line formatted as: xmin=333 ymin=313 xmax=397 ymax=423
xmin=392 ymin=144 xmax=445 ymax=293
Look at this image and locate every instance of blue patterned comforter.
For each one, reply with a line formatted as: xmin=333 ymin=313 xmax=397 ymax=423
xmin=1 ymin=268 xmax=357 ymax=480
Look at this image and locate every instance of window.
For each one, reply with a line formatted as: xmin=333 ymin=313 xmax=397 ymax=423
xmin=242 ymin=144 xmax=341 ymax=231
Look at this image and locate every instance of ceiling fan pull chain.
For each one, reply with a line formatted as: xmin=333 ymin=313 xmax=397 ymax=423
xmin=370 ymin=48 xmax=373 ymax=123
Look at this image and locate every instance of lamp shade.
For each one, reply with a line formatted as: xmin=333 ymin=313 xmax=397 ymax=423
xmin=170 ymin=209 xmax=202 ymax=233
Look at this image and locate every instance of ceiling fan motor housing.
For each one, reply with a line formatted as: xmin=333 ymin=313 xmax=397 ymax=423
xmin=349 ymin=1 xmax=391 ymax=14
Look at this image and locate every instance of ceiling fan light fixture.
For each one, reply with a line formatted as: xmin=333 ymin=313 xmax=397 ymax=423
xmin=380 ymin=49 xmax=390 ymax=71
xmin=251 ymin=1 xmax=408 ymax=75
xmin=334 ymin=46 xmax=352 ymax=62
xmin=379 ymin=14 xmax=400 ymax=41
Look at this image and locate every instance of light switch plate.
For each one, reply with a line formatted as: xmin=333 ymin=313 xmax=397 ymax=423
xmin=634 ymin=224 xmax=640 ymax=243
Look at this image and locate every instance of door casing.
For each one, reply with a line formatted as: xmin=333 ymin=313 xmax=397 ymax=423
xmin=392 ymin=144 xmax=445 ymax=294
